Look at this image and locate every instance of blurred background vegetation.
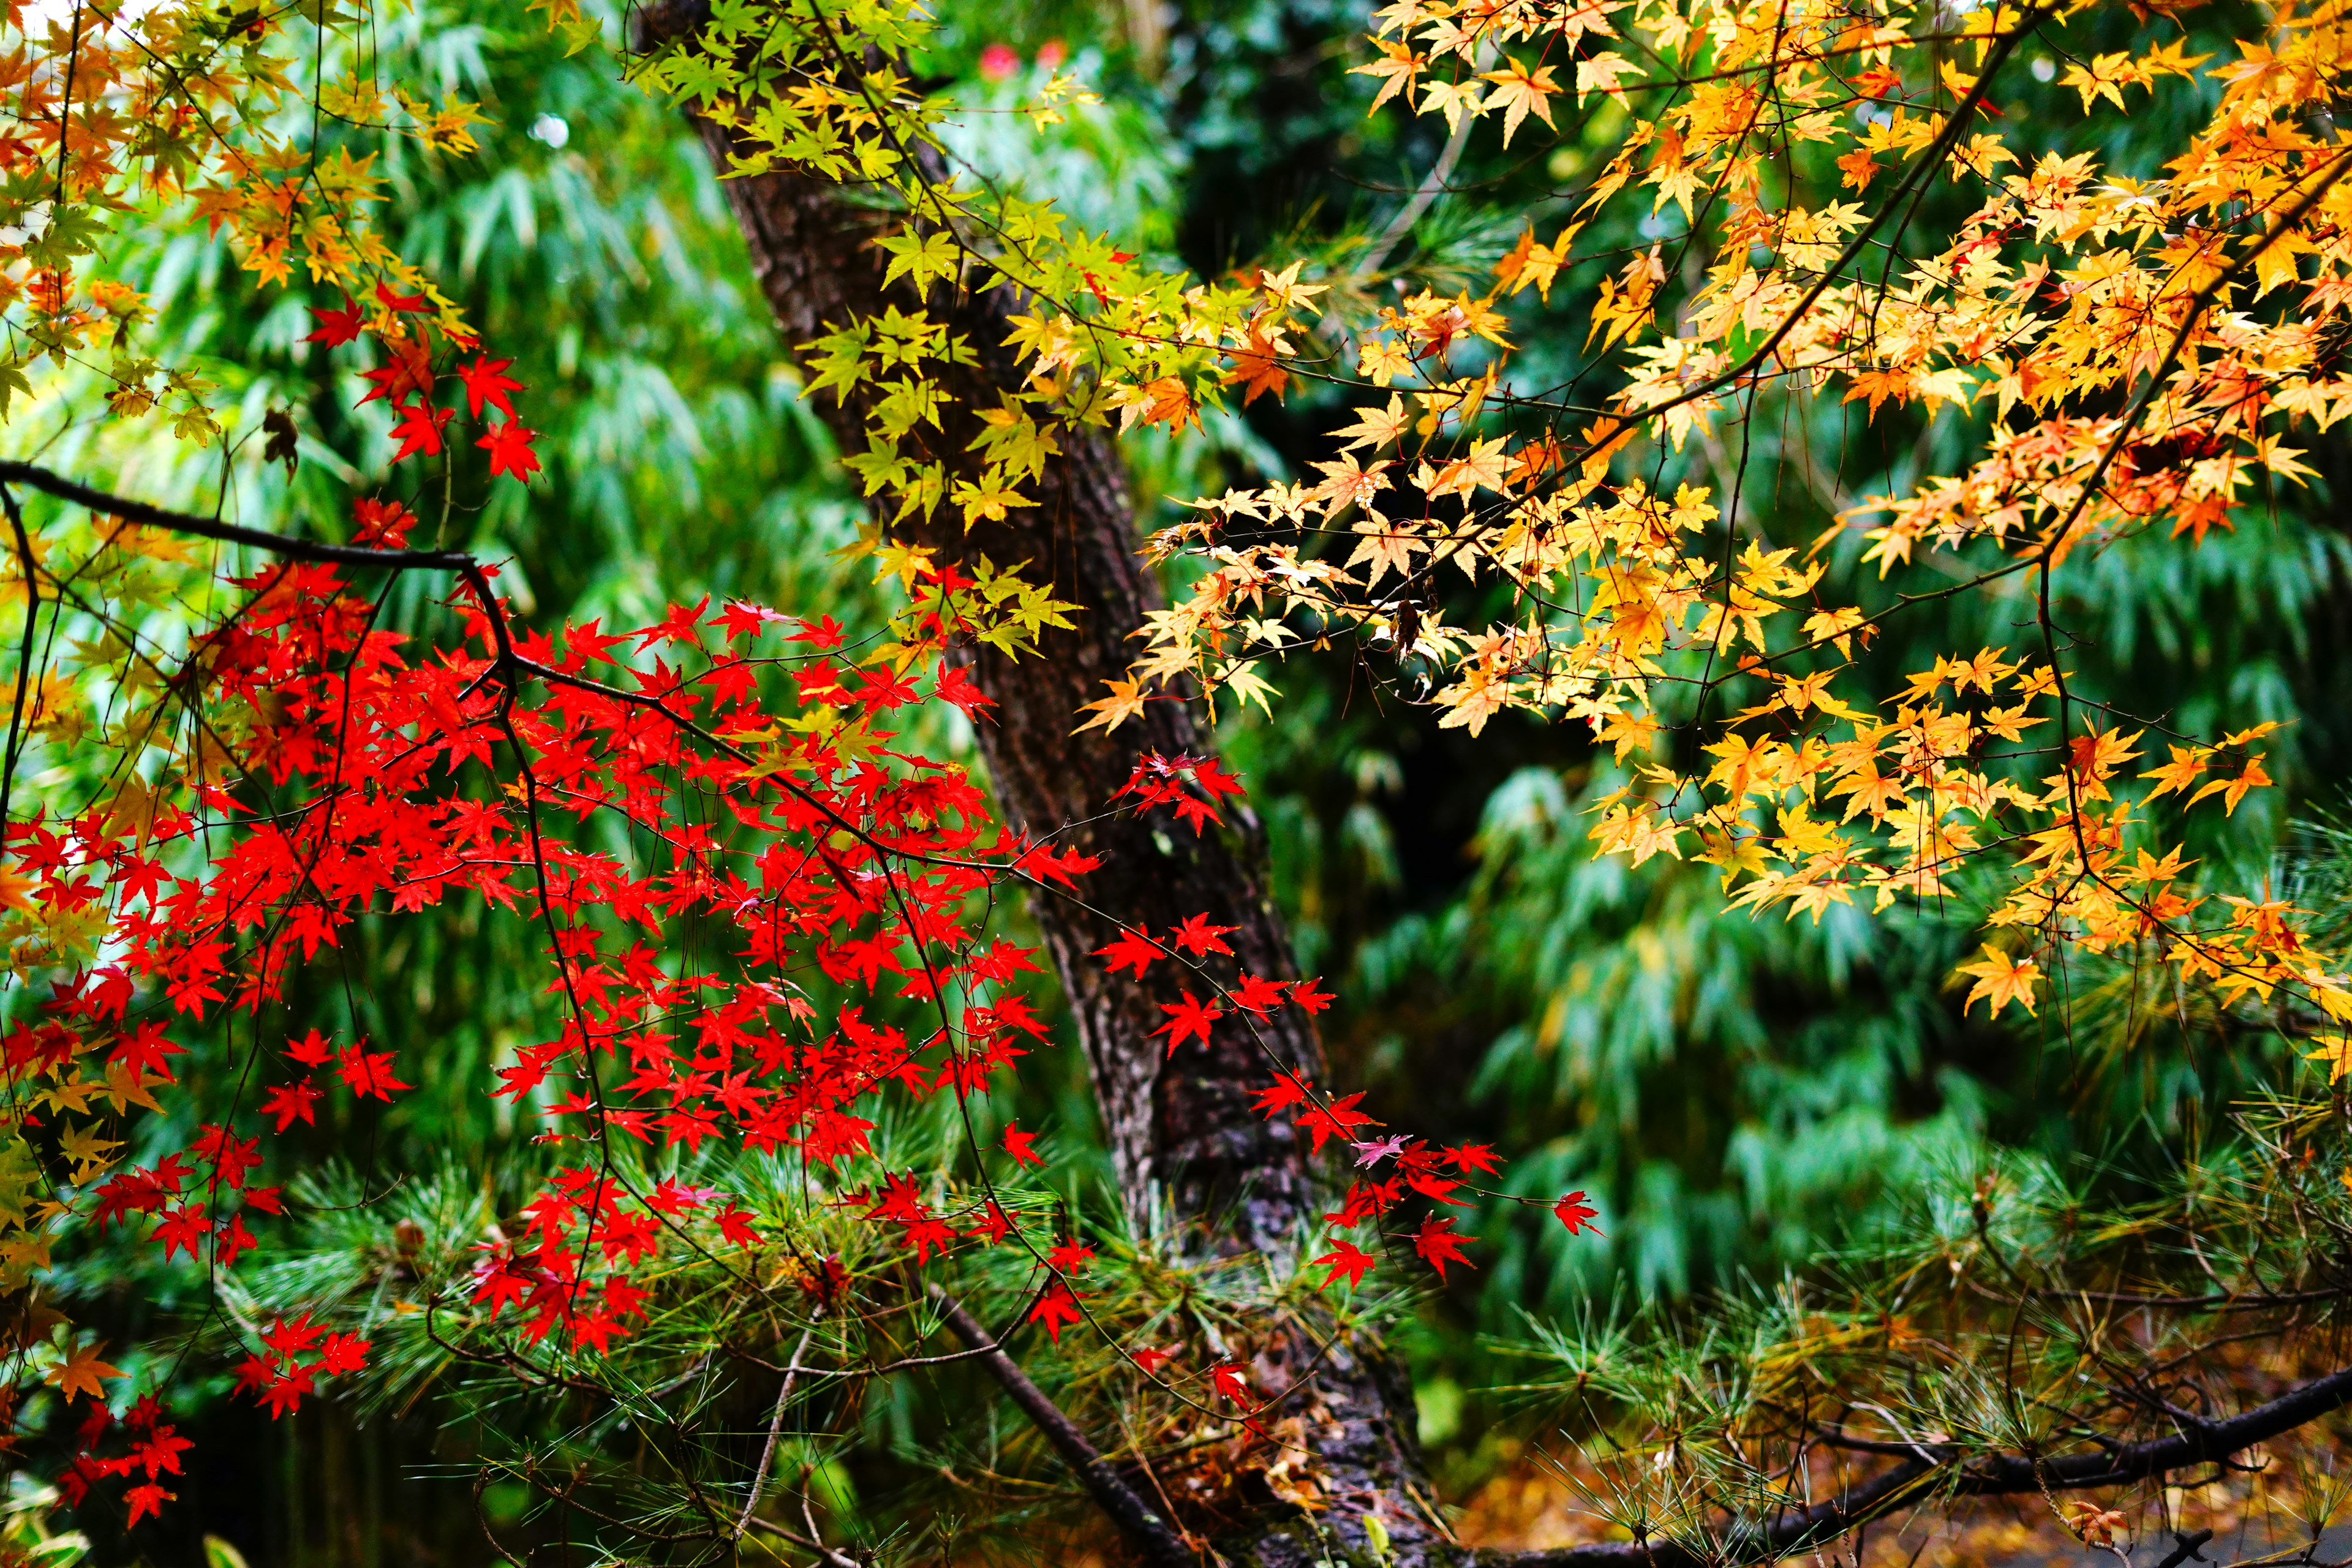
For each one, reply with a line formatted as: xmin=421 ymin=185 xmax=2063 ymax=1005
xmin=18 ymin=0 xmax=2351 ymax=1559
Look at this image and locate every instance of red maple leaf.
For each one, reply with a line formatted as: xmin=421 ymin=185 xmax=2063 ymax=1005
xmin=477 ymin=418 xmax=540 ymax=482
xmin=258 ymin=1363 xmax=315 ymax=1419
xmin=132 ymin=1428 xmax=192 ymax=1479
xmin=455 ymin=355 xmax=523 ymax=418
xmin=1046 ymin=1240 xmax=1096 ymax=1275
xmin=904 ymin=1215 xmax=960 ymax=1263
xmin=1296 ymin=1090 xmax=1376 ymax=1150
xmin=1289 ymin=976 xmax=1336 ymax=1014
xmin=214 ymin=1214 xmax=258 ymax=1268
xmin=258 ymin=1080 xmax=320 ymax=1131
xmin=336 ymin=1044 xmax=411 ymax=1102
xmin=388 ymin=400 xmax=454 ymax=462
xmin=108 ymin=1020 xmax=183 ymax=1079
xmin=1091 ymin=927 xmax=1161 ymax=979
xmin=790 ymin=615 xmax=846 ymax=649
xmin=305 ymin=296 xmax=362 ymax=345
xmin=635 ymin=598 xmax=712 ymax=652
xmin=1250 ymin=1071 xmax=1314 ymax=1117
xmin=124 ymin=1482 xmax=176 ymax=1528
xmin=263 ymin=1314 xmax=325 ymax=1355
xmin=933 ymin=661 xmax=995 ymax=719
xmin=714 ymin=1205 xmax=761 ymax=1247
xmin=564 ymin=619 xmax=628 ymax=663
xmin=968 ymin=1200 xmax=1013 ymax=1245
xmin=1150 ymin=992 xmax=1223 ymax=1056
xmin=1170 ymin=913 xmax=1238 ymax=956
xmin=1001 ymin=1122 xmax=1044 ymax=1167
xmin=357 ymin=334 xmax=435 ymax=407
xmin=315 ymin=1332 xmax=370 ymax=1376
xmin=1552 ymin=1191 xmax=1602 ymax=1237
xmin=1190 ymin=757 xmax=1246 ymax=800
xmin=1406 ymin=1170 xmax=1468 ymax=1206
xmin=1444 ymin=1142 xmax=1504 ymax=1175
xmin=286 ymin=1029 xmax=335 ymax=1066
xmin=1131 ymin=1345 xmax=1177 ymax=1375
xmin=717 ymin=600 xmax=777 ymax=641
xmin=1029 ymin=1283 xmax=1082 ymax=1344
xmin=1014 ymin=842 xmax=1101 ymax=889
xmin=1212 ymin=1361 xmax=1253 ymax=1404
xmin=1313 ymin=1237 xmax=1378 ymax=1291
xmin=1228 ymin=971 xmax=1287 ymax=1016
xmin=374 ymin=280 xmax=429 ymax=312
xmin=1411 ymin=1215 xmax=1476 ymax=1281
xmin=153 ymin=1204 xmax=211 ymax=1262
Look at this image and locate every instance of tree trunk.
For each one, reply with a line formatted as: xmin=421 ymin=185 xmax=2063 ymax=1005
xmin=631 ymin=7 xmax=1449 ymax=1562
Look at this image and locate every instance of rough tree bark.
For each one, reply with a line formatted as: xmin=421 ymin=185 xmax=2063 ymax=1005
xmin=630 ymin=7 xmax=1446 ymax=1564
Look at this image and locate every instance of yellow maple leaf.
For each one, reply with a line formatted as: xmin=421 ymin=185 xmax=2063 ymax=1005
xmin=1074 ymin=677 xmax=1148 ymax=736
xmin=1959 ymin=944 xmax=2041 ymax=1017
xmin=0 ymin=861 xmax=34 ymax=917
xmin=45 ymin=1341 xmax=121 ymax=1404
xmin=1479 ymin=59 xmax=1561 ymax=146
xmin=2305 ymin=1032 xmax=2352 ymax=1085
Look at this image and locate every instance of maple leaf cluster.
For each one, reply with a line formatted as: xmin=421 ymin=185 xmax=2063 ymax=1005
xmin=0 ymin=464 xmax=1194 ymax=1526
xmin=1032 ymin=0 xmax=2352 ymax=1044
xmin=1087 ymin=768 xmax=1603 ymax=1303
xmin=309 ymin=286 xmax=540 ymax=481
xmin=0 ymin=1 xmax=487 ymax=437
xmin=233 ymin=1314 xmax=371 ymax=1420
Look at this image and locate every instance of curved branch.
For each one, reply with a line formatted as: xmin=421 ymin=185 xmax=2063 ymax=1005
xmin=928 ymin=1287 xmax=1197 ymax=1568
xmin=0 ymin=461 xmax=477 ymax=573
xmin=1482 ymin=1367 xmax=2352 ymax=1568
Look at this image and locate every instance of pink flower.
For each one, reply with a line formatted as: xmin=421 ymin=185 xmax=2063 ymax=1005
xmin=979 ymin=42 xmax=1019 ymax=80
xmin=1036 ymin=38 xmax=1067 ymax=69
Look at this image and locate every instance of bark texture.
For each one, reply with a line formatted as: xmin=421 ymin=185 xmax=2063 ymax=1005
xmin=631 ymin=7 xmax=1446 ymax=1562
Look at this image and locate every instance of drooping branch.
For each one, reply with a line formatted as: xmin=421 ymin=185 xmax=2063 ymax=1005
xmin=930 ymin=1288 xmax=1197 ymax=1568
xmin=1480 ymin=1366 xmax=2352 ymax=1568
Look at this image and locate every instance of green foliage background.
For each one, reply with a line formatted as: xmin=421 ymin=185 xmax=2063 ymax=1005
xmin=17 ymin=0 xmax=2350 ymax=1558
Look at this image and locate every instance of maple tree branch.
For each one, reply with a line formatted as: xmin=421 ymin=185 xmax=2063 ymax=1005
xmin=927 ymin=1286 xmax=1197 ymax=1568
xmin=0 ymin=461 xmax=478 ymax=573
xmin=1477 ymin=1365 xmax=2352 ymax=1568
xmin=0 ymin=480 xmax=39 ymax=837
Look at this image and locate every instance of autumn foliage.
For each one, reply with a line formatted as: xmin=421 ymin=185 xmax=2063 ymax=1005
xmin=1 ymin=0 xmax=2350 ymax=1555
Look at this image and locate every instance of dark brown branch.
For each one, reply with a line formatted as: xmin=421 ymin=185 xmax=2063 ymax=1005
xmin=0 ymin=461 xmax=477 ymax=573
xmin=1482 ymin=1366 xmax=2352 ymax=1568
xmin=927 ymin=1287 xmax=1197 ymax=1568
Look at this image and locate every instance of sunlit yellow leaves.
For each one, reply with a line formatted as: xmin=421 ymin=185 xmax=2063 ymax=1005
xmin=1960 ymin=944 xmax=2041 ymax=1017
xmin=1586 ymin=245 xmax=1661 ymax=352
xmin=1352 ymin=38 xmax=1424 ymax=113
xmin=1495 ymin=223 xmax=1581 ymax=301
xmin=1333 ymin=395 xmax=1411 ymax=451
xmin=1576 ymin=51 xmax=1636 ymax=103
xmin=1480 ymin=58 xmax=1561 ymax=145
xmin=1593 ymin=795 xmax=1684 ymax=866
xmin=2062 ymin=53 xmax=2152 ymax=113
xmin=1107 ymin=376 xmax=1197 ymax=434
xmin=1095 ymin=0 xmax=2352 ymax=1050
xmin=2307 ymin=1032 xmax=2352 ymax=1084
xmin=1074 ymin=677 xmax=1148 ymax=736
xmin=0 ymin=862 xmax=34 ymax=917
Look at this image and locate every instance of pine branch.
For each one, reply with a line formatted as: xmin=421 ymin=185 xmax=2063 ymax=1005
xmin=1482 ymin=1366 xmax=2352 ymax=1568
